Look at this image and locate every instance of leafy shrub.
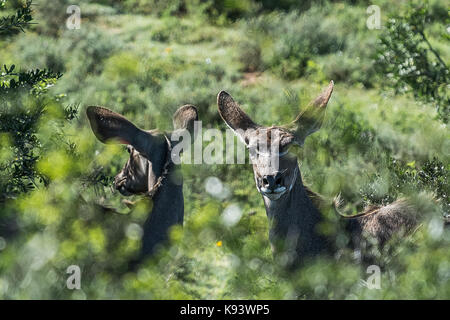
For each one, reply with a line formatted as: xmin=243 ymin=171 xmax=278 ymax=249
xmin=237 ymin=39 xmax=262 ymax=72
xmin=150 ymin=17 xmax=195 ymax=42
xmin=103 ymin=52 xmax=141 ymax=81
xmin=0 ymin=0 xmax=32 ymax=36
xmin=254 ymin=0 xmax=313 ymax=12
xmin=360 ymin=157 xmax=449 ymax=213
xmin=376 ymin=2 xmax=449 ymax=122
xmin=121 ymin=0 xmax=259 ymax=20
xmin=121 ymin=0 xmax=187 ymax=16
xmin=0 ymin=0 xmax=449 ymax=300
xmin=34 ymin=0 xmax=70 ymax=37
xmin=321 ymin=52 xmax=376 ymax=88
xmin=63 ymin=27 xmax=122 ymax=76
xmin=245 ymin=8 xmax=345 ymax=79
xmin=16 ymin=26 xmax=121 ymax=78
xmin=0 ymin=1 xmax=68 ymax=201
xmin=203 ymin=0 xmax=257 ymax=20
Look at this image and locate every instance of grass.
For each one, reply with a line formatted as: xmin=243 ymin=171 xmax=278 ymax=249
xmin=0 ymin=0 xmax=448 ymax=299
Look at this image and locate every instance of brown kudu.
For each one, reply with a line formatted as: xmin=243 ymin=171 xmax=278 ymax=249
xmin=217 ymin=81 xmax=421 ymax=267
xmin=86 ymin=104 xmax=198 ymax=261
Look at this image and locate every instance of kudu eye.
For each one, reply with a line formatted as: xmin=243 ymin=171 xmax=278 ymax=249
xmin=127 ymin=145 xmax=133 ymax=154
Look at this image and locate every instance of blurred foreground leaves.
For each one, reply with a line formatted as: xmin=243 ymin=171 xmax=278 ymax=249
xmin=0 ymin=0 xmax=449 ymax=299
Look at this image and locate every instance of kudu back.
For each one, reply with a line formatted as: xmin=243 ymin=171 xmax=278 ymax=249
xmin=86 ymin=104 xmax=198 ymax=260
xmin=217 ymin=81 xmax=424 ymax=267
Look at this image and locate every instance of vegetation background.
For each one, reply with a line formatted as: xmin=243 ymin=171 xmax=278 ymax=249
xmin=0 ymin=0 xmax=449 ymax=299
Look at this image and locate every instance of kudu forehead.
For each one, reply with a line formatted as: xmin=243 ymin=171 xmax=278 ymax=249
xmin=244 ymin=128 xmax=296 ymax=176
xmin=252 ymin=150 xmax=297 ymax=176
xmin=245 ymin=127 xmax=295 ymax=150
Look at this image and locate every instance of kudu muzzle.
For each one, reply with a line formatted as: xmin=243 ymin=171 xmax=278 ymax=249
xmin=113 ymin=149 xmax=149 ymax=197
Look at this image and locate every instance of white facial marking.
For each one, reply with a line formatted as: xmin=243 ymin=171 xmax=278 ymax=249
xmin=260 ymin=186 xmax=287 ymax=201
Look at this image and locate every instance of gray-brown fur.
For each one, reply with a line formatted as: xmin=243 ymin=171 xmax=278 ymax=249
xmin=86 ymin=106 xmax=140 ymax=145
xmin=87 ymin=104 xmax=197 ymax=261
xmin=173 ymin=104 xmax=198 ymax=136
xmin=217 ymin=82 xmax=422 ymax=267
xmin=217 ymin=91 xmax=259 ymax=135
xmin=346 ymin=199 xmax=419 ymax=247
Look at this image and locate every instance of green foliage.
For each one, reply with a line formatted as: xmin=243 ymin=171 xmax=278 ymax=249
xmin=118 ymin=0 xmax=324 ymax=20
xmin=237 ymin=39 xmax=262 ymax=72
xmin=204 ymin=0 xmax=258 ymax=20
xmin=360 ymin=157 xmax=450 ymax=213
xmin=242 ymin=5 xmax=371 ymax=81
xmin=254 ymin=0 xmax=312 ymax=12
xmin=0 ymin=0 xmax=449 ymax=300
xmin=376 ymin=2 xmax=449 ymax=122
xmin=33 ymin=0 xmax=70 ymax=37
xmin=120 ymin=0 xmax=188 ymax=16
xmin=0 ymin=0 xmax=69 ymax=201
xmin=0 ymin=64 xmax=62 ymax=94
xmin=0 ymin=0 xmax=32 ymax=36
xmin=252 ymin=9 xmax=345 ymax=80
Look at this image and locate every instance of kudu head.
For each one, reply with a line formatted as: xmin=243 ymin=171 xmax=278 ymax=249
xmin=86 ymin=105 xmax=198 ymax=197
xmin=217 ymin=81 xmax=334 ymax=201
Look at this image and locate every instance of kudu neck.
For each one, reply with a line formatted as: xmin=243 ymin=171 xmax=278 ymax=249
xmin=139 ymin=141 xmax=184 ymax=259
xmin=263 ymin=166 xmax=310 ymax=216
xmin=262 ymin=163 xmax=328 ymax=265
xmin=145 ymin=137 xmax=180 ymax=197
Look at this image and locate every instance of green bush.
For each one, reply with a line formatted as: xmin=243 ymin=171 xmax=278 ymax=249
xmin=0 ymin=0 xmax=449 ymax=300
xmin=237 ymin=39 xmax=262 ymax=72
xmin=34 ymin=0 xmax=70 ymax=37
xmin=375 ymin=2 xmax=449 ymax=122
xmin=245 ymin=8 xmax=346 ymax=79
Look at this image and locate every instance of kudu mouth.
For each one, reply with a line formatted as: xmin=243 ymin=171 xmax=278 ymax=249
xmin=258 ymin=171 xmax=287 ymax=199
xmin=117 ymin=185 xmax=133 ymax=197
xmin=114 ymin=175 xmax=134 ymax=196
xmin=259 ymin=186 xmax=288 ymax=200
xmin=256 ymin=166 xmax=298 ymax=201
xmin=112 ymin=137 xmax=172 ymax=198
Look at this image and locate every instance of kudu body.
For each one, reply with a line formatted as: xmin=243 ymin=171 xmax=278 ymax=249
xmin=87 ymin=105 xmax=198 ymax=260
xmin=217 ymin=81 xmax=419 ymax=266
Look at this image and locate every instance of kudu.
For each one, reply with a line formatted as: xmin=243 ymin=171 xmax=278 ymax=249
xmin=86 ymin=104 xmax=198 ymax=260
xmin=217 ymin=81 xmax=420 ymax=267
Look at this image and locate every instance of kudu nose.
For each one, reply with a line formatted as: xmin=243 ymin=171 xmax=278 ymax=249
xmin=262 ymin=173 xmax=283 ymax=191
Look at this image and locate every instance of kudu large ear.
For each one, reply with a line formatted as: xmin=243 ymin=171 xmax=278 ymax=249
xmin=217 ymin=91 xmax=259 ymax=144
xmin=286 ymin=80 xmax=334 ymax=146
xmin=172 ymin=104 xmax=198 ymax=142
xmin=86 ymin=106 xmax=161 ymax=160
